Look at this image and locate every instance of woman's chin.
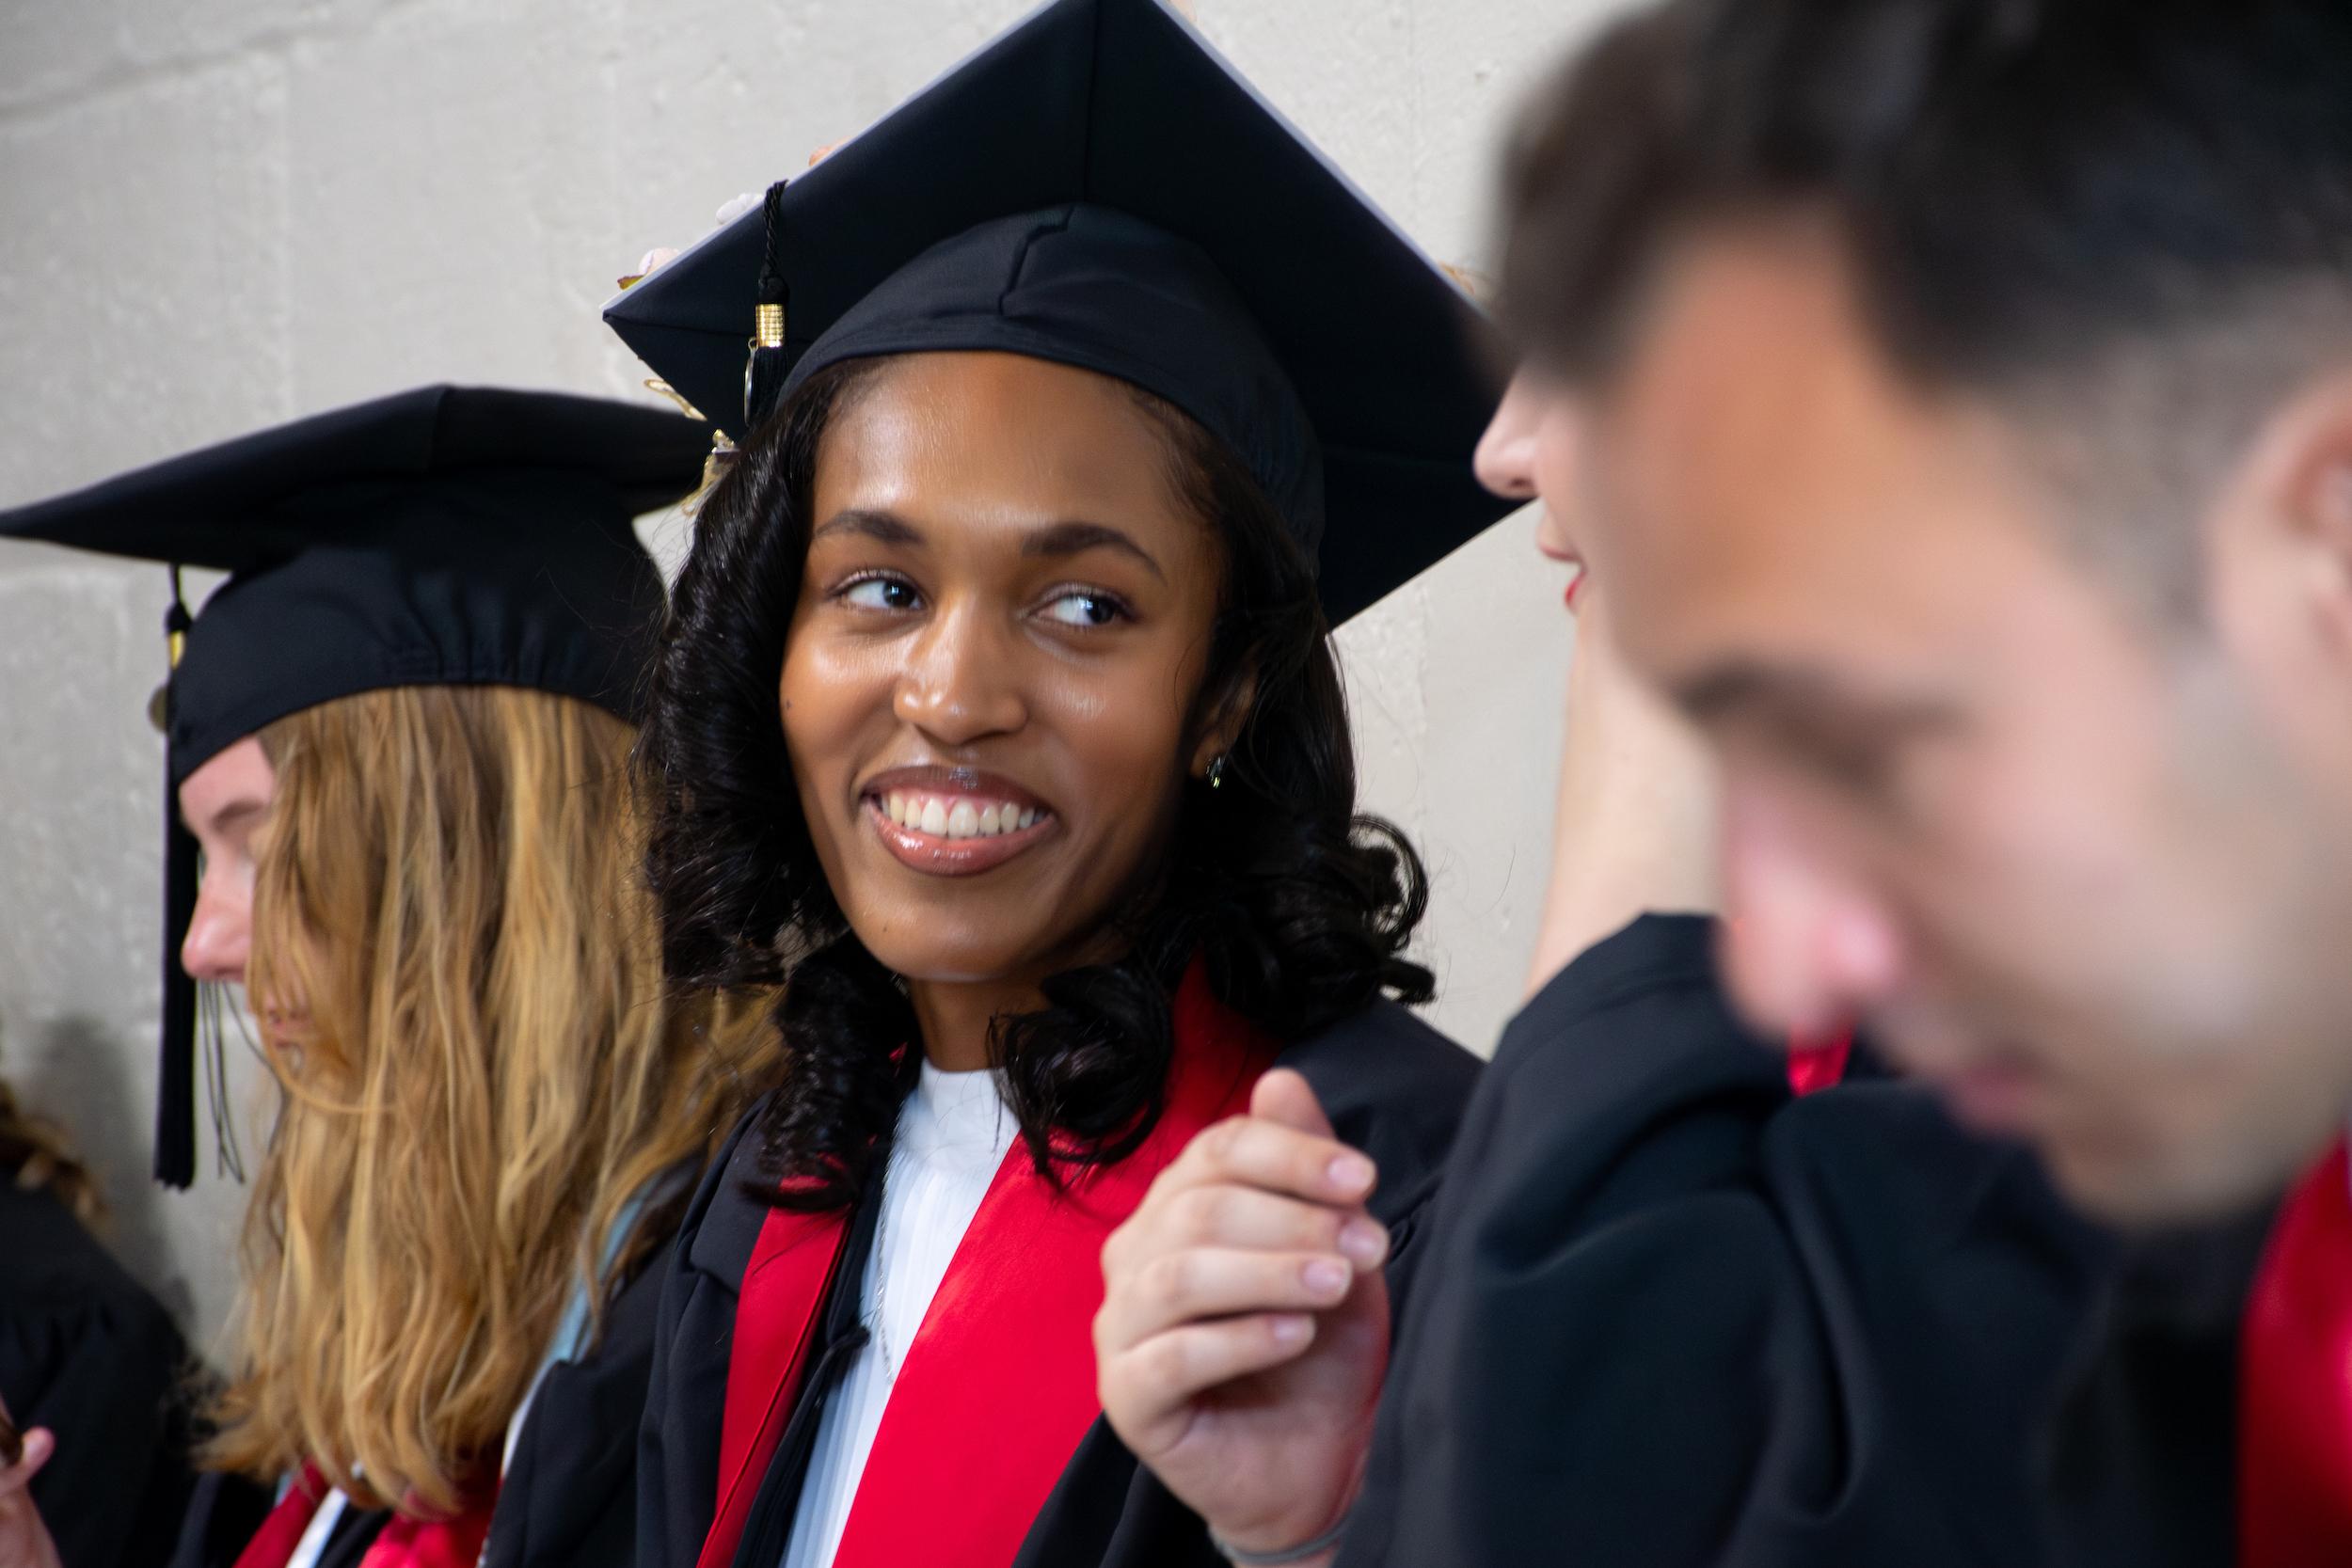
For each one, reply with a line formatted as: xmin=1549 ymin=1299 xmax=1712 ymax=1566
xmin=853 ymin=925 xmax=1044 ymax=990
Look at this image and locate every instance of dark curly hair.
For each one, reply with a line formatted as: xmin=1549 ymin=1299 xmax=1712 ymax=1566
xmin=639 ymin=356 xmax=1432 ymax=1210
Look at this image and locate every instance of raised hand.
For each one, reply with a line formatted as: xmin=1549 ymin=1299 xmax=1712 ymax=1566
xmin=1096 ymin=1069 xmax=1389 ymax=1563
xmin=1526 ymin=578 xmax=1722 ymax=993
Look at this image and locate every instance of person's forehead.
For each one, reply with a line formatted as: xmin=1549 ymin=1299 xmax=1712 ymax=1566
xmin=1586 ymin=226 xmax=2063 ymax=681
xmin=179 ymin=734 xmax=275 ymax=820
xmin=817 ymin=353 xmax=1178 ymax=511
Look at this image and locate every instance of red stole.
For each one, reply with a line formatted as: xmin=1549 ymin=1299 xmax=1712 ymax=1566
xmin=1785 ymin=1025 xmax=1852 ymax=1097
xmin=697 ymin=968 xmax=1275 ymax=1568
xmin=230 ymin=1467 xmax=333 ymax=1568
xmin=232 ymin=1465 xmax=496 ymax=1568
xmin=2241 ymin=1138 xmax=2352 ymax=1566
xmin=1722 ymin=914 xmax=1853 ymax=1096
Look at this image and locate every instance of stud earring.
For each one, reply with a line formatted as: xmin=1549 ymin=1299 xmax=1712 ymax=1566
xmin=1206 ymin=754 xmax=1229 ymax=790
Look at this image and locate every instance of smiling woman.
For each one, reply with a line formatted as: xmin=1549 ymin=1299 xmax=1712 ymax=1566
xmin=648 ymin=344 xmax=1424 ymax=1206
xmin=782 ymin=354 xmax=1252 ymax=1010
xmin=632 ymin=335 xmax=1481 ymax=1568
xmin=611 ymin=6 xmax=1509 ymax=1566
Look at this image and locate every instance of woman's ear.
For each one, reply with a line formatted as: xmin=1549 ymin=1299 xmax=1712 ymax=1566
xmin=1189 ymin=669 xmax=1258 ymax=779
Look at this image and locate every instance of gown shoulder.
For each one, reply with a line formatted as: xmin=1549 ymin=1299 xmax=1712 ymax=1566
xmin=485 ymin=1236 xmax=673 ymax=1568
xmin=1337 ymin=913 xmax=2115 ymax=1568
xmin=641 ymin=1101 xmax=775 ymax=1568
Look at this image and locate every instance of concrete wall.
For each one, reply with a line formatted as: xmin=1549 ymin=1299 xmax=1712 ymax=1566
xmin=0 ymin=0 xmax=1626 ymax=1352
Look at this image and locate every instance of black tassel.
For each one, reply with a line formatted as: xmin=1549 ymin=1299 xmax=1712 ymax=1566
xmin=154 ymin=570 xmax=199 ymax=1188
xmin=164 ymin=569 xmax=192 ymax=667
xmin=155 ymin=812 xmax=199 ymax=1189
xmin=743 ymin=179 xmax=793 ymax=431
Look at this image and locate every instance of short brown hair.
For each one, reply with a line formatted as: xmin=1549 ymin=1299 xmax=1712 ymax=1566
xmin=1498 ymin=0 xmax=2352 ymax=611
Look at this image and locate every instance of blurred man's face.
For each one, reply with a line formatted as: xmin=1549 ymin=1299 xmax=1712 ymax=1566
xmin=1582 ymin=223 xmax=2352 ymax=1222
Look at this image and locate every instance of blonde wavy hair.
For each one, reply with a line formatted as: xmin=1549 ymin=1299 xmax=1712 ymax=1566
xmin=202 ymin=684 xmax=775 ymax=1514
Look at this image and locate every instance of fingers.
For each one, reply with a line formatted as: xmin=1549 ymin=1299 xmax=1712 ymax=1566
xmin=1250 ymin=1068 xmax=1333 ymax=1138
xmin=1144 ymin=1181 xmax=1389 ymax=1263
xmin=1100 ymin=1245 xmax=1360 ymax=1350
xmin=1101 ymin=1085 xmax=1386 ymax=1336
xmin=1159 ymin=1108 xmax=1376 ymax=1213
xmin=1100 ymin=1313 xmax=1316 ymax=1449
xmin=0 ymin=1429 xmax=55 ymax=1498
xmin=1096 ymin=1085 xmax=1388 ymax=1457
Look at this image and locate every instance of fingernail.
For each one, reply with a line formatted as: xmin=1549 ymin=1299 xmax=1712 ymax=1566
xmin=1304 ymin=1258 xmax=1349 ymax=1296
xmin=1271 ymin=1314 xmax=1311 ymax=1345
xmin=1327 ymin=1153 xmax=1375 ymax=1195
xmin=1338 ymin=1218 xmax=1389 ymax=1266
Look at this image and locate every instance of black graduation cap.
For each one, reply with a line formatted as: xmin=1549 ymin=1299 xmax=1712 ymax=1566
xmin=0 ymin=385 xmax=713 ymax=1186
xmin=602 ymin=0 xmax=1510 ymax=626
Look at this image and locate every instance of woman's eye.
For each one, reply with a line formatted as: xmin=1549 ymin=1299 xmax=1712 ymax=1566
xmin=1038 ymin=590 xmax=1127 ymax=628
xmin=841 ymin=576 xmax=922 ymax=612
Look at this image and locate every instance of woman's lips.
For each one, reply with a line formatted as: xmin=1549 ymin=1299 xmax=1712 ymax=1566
xmin=866 ymin=797 xmax=1055 ymax=875
xmin=858 ymin=768 xmax=1057 ymax=877
xmin=1563 ymin=562 xmax=1588 ymax=611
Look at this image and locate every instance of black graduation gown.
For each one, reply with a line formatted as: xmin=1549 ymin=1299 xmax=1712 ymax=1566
xmin=2038 ymin=1206 xmax=2267 ymax=1568
xmin=636 ymin=1000 xmax=1481 ymax=1568
xmin=167 ymin=1235 xmax=671 ymax=1568
xmin=1336 ymin=913 xmax=2117 ymax=1568
xmin=0 ymin=1180 xmax=192 ymax=1568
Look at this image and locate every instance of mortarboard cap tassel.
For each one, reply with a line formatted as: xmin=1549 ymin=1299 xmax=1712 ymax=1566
xmin=156 ymin=582 xmax=199 ymax=1188
xmin=745 ymin=181 xmax=793 ymax=431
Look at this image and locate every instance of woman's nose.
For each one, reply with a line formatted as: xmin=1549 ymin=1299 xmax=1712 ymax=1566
xmin=1473 ymin=419 xmax=1541 ymax=503
xmin=893 ymin=600 xmax=1027 ymax=746
xmin=180 ymin=872 xmax=251 ymax=986
xmin=1472 ymin=372 xmax=1547 ymax=501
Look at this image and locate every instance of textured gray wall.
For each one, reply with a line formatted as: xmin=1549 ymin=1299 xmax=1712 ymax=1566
xmin=0 ymin=0 xmax=1623 ymax=1352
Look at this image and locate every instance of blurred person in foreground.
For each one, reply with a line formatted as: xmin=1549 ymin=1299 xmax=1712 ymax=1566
xmin=1504 ymin=0 xmax=2352 ymax=1559
xmin=1098 ymin=367 xmax=2118 ymax=1567
xmin=1098 ymin=0 xmax=2352 ymax=1561
xmin=0 ymin=387 xmax=779 ymax=1568
xmin=0 ymin=1081 xmax=188 ymax=1568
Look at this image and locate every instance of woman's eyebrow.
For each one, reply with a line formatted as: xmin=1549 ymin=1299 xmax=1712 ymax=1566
xmin=198 ymin=799 xmax=268 ymax=838
xmin=1023 ymin=520 xmax=1166 ymax=581
xmin=810 ymin=508 xmax=925 ymax=546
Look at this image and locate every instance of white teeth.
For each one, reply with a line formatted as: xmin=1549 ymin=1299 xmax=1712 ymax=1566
xmin=880 ymin=791 xmax=1046 ymax=838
